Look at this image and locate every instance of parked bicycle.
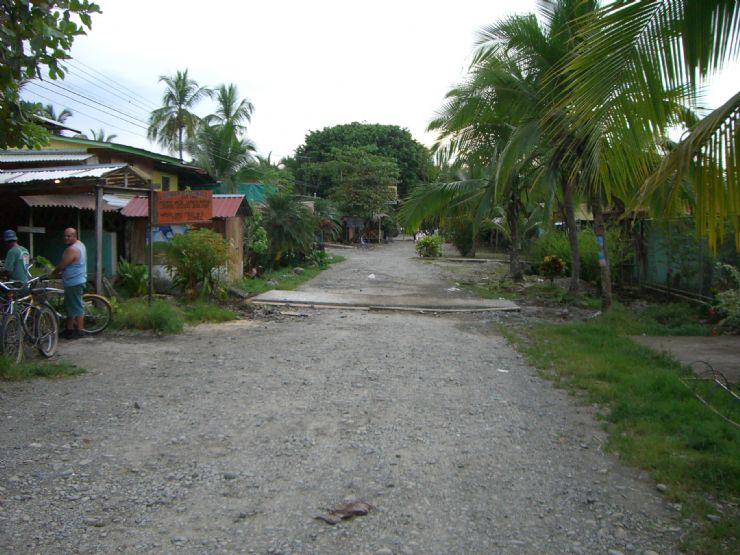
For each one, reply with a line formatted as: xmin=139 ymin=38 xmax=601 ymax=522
xmin=0 ymin=275 xmax=59 ymax=362
xmin=42 ymin=280 xmax=113 ymax=336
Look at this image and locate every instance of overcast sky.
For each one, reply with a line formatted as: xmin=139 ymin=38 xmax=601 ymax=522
xmin=21 ymin=0 xmax=739 ymax=162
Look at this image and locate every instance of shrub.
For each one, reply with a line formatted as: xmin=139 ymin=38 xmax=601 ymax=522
xmin=540 ymin=255 xmax=566 ymax=283
xmin=714 ymin=263 xmax=740 ymax=334
xmin=160 ymin=228 xmax=231 ymax=298
xmin=117 ymin=258 xmax=148 ymax=297
xmin=111 ymin=298 xmax=184 ymax=334
xmin=415 ymin=234 xmax=442 ymax=257
xmin=450 ymin=221 xmax=475 ymax=256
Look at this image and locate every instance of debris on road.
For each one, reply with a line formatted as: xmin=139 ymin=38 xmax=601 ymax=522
xmin=314 ymin=500 xmax=374 ymax=525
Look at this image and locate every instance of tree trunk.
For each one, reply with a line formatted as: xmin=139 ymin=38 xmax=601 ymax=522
xmin=508 ymin=197 xmax=523 ymax=281
xmin=591 ymin=191 xmax=612 ymax=311
xmin=562 ymin=179 xmax=581 ymax=294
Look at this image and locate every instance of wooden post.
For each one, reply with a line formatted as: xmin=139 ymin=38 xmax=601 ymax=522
xmin=148 ymin=190 xmax=155 ymax=302
xmin=95 ymin=184 xmax=104 ymax=294
xmin=28 ymin=208 xmax=34 ymax=257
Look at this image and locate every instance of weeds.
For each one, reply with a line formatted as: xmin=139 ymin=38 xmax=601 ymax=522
xmin=240 ymin=254 xmax=345 ymax=295
xmin=0 ymin=355 xmax=84 ymax=380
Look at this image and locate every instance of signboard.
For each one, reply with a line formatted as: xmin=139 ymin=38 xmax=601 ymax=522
xmin=17 ymin=226 xmax=46 ymax=234
xmin=154 ymin=190 xmax=212 ymax=225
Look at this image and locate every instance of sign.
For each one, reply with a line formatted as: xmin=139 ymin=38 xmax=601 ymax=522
xmin=154 ymin=190 xmax=212 ymax=225
xmin=17 ymin=226 xmax=46 ymax=234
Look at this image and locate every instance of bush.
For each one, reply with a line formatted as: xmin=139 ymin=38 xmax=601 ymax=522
xmin=111 ymin=298 xmax=184 ymax=334
xmin=540 ymin=255 xmax=566 ymax=283
xmin=450 ymin=221 xmax=475 ymax=256
xmin=117 ymin=258 xmax=148 ymax=297
xmin=160 ymin=228 xmax=231 ymax=298
xmin=530 ymin=227 xmax=623 ymax=283
xmin=415 ymin=234 xmax=442 ymax=257
xmin=714 ymin=263 xmax=740 ymax=334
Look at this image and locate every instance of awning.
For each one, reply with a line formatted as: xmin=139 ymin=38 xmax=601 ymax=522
xmin=20 ymin=193 xmax=127 ymax=212
xmin=121 ymin=194 xmax=247 ymax=219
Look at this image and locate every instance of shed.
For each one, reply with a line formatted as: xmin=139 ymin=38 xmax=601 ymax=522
xmin=121 ymin=194 xmax=250 ymax=282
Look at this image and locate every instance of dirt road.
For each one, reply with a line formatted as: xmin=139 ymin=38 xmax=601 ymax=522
xmin=0 ymin=241 xmax=683 ymax=554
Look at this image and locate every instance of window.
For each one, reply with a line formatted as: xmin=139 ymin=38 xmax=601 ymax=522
xmin=161 ymin=176 xmax=171 ymax=191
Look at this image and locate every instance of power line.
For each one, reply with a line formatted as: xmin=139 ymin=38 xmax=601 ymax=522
xmin=63 ymin=67 xmax=154 ymax=119
xmin=66 ymin=58 xmax=159 ymax=112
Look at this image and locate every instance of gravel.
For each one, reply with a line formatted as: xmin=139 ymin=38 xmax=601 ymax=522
xmin=0 ymin=240 xmax=683 ymax=554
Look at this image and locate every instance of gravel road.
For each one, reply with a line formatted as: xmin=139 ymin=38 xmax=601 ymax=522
xmin=0 ymin=240 xmax=684 ymax=554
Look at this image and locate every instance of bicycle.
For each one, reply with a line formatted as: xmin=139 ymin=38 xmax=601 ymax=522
xmin=44 ymin=284 xmax=113 ymax=335
xmin=0 ymin=276 xmax=59 ymax=361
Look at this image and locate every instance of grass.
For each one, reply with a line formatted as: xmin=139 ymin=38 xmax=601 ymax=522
xmin=239 ymin=255 xmax=345 ymax=296
xmin=0 ymin=355 xmax=84 ymax=380
xmin=504 ymin=304 xmax=739 ymax=554
xmin=111 ymin=297 xmax=236 ymax=334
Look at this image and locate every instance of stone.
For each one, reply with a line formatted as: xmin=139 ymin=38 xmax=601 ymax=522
xmin=706 ymin=514 xmax=721 ymax=523
xmin=655 ymin=483 xmax=667 ymax=493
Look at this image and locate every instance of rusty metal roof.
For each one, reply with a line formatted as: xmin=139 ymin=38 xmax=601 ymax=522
xmin=20 ymin=194 xmax=124 ymax=212
xmin=121 ymin=194 xmax=246 ymax=219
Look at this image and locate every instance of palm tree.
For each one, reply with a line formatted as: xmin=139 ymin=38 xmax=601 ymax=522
xmin=147 ymin=69 xmax=211 ymax=160
xmin=559 ymin=0 xmax=740 ymax=250
xmin=89 ymin=128 xmax=117 ymax=142
xmin=261 ymin=191 xmax=316 ymax=264
xmin=43 ymin=104 xmax=73 ymax=134
xmin=206 ymin=83 xmax=254 ymax=136
xmin=187 ymin=122 xmax=256 ymax=192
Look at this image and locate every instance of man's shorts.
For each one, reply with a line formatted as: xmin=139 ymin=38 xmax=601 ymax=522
xmin=64 ymin=284 xmax=85 ymax=317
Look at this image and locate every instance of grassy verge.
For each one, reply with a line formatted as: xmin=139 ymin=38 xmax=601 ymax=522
xmin=111 ymin=297 xmax=236 ymax=334
xmin=239 ymin=255 xmax=345 ymax=296
xmin=504 ymin=304 xmax=738 ymax=554
xmin=0 ymin=355 xmax=84 ymax=380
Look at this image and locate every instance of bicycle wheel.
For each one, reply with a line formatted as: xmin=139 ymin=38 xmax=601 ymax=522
xmin=82 ymin=294 xmax=112 ymax=334
xmin=1 ymin=313 xmax=24 ymax=363
xmin=34 ymin=305 xmax=59 ymax=357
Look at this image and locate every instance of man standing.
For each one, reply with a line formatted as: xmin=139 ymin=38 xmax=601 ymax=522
xmin=2 ymin=229 xmax=31 ymax=283
xmin=52 ymin=228 xmax=87 ymax=339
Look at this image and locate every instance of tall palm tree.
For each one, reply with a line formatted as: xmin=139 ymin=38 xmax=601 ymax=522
xmin=89 ymin=128 xmax=117 ymax=142
xmin=147 ymin=69 xmax=211 ymax=160
xmin=187 ymin=122 xmax=256 ymax=192
xmin=43 ymin=104 xmax=73 ymax=135
xmin=206 ymin=83 xmax=254 ymax=136
xmin=559 ymin=0 xmax=740 ymax=250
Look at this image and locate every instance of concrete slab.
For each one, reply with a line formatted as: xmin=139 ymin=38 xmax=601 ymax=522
xmin=631 ymin=335 xmax=740 ymax=383
xmin=250 ymin=289 xmax=520 ymax=313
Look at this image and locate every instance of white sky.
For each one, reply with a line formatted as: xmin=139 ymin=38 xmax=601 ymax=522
xmin=20 ymin=0 xmax=740 ymax=162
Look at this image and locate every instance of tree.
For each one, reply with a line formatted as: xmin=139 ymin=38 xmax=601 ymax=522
xmin=261 ymin=191 xmax=316 ymax=264
xmin=559 ymin=0 xmax=740 ymax=250
xmin=206 ymin=83 xmax=254 ymax=136
xmin=43 ymin=104 xmax=73 ymax=134
xmin=291 ymin=122 xmax=432 ymax=198
xmin=0 ymin=1 xmax=99 ymax=149
xmin=89 ymin=128 xmax=117 ymax=142
xmin=187 ymin=122 xmax=255 ymax=192
xmin=147 ymin=69 xmax=211 ymax=160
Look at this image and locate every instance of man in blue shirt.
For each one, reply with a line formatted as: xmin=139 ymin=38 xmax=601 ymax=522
xmin=2 ymin=229 xmax=31 ymax=283
xmin=52 ymin=228 xmax=87 ymax=340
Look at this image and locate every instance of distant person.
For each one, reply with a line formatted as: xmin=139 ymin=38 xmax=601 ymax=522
xmin=2 ymin=229 xmax=31 ymax=283
xmin=52 ymin=228 xmax=87 ymax=340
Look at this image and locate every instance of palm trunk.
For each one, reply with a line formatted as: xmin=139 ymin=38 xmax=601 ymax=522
xmin=562 ymin=179 xmax=581 ymax=294
xmin=591 ymin=190 xmax=612 ymax=311
xmin=178 ymin=127 xmax=184 ymax=161
xmin=508 ymin=195 xmax=523 ymax=282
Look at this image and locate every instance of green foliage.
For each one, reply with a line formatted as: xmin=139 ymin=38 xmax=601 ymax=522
xmin=181 ymin=300 xmax=235 ymax=324
xmin=714 ymin=263 xmax=740 ymax=334
xmin=240 ymin=254 xmax=344 ymax=295
xmin=415 ymin=235 xmax=442 ymax=257
xmin=450 ymin=221 xmax=475 ymax=256
xmin=111 ymin=298 xmax=184 ymax=334
xmin=289 ymin=122 xmax=432 ymax=198
xmin=160 ymin=228 xmax=231 ymax=298
xmin=530 ymin=228 xmax=623 ymax=284
xmin=507 ymin=303 xmax=736 ymax=553
xmin=244 ymin=205 xmax=269 ymax=270
xmin=116 ymin=258 xmax=148 ymax=297
xmin=0 ymin=355 xmax=84 ymax=380
xmin=262 ymin=192 xmax=316 ymax=265
xmin=313 ymin=197 xmax=342 ymax=242
xmin=540 ymin=255 xmax=565 ymax=283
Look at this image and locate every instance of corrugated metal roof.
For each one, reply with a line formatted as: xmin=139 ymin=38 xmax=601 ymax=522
xmin=20 ymin=194 xmax=124 ymax=212
xmin=0 ymin=150 xmax=93 ymax=163
xmin=0 ymin=164 xmax=128 ymax=184
xmin=121 ymin=194 xmax=246 ymax=219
